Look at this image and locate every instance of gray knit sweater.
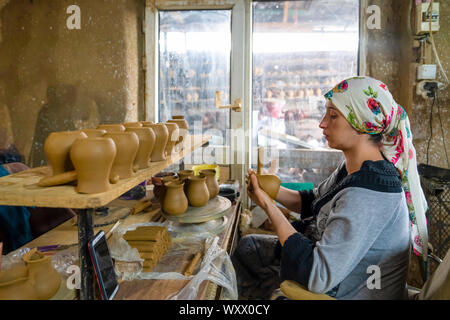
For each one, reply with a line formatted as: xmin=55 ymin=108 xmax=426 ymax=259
xmin=280 ymin=160 xmax=411 ymax=300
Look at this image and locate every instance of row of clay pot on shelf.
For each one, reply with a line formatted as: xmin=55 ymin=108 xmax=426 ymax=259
xmin=38 ymin=116 xmax=189 ymax=194
xmin=0 ymin=248 xmax=61 ymax=300
xmin=152 ymin=169 xmax=219 ymax=216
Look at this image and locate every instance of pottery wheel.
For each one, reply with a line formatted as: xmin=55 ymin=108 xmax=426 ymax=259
xmin=161 ymin=195 xmax=231 ymax=223
xmin=170 ymin=216 xmax=228 ymax=237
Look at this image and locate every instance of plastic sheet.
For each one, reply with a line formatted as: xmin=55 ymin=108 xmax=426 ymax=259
xmin=109 ymin=221 xmax=237 ymax=300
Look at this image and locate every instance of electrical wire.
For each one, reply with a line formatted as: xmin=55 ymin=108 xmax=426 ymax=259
xmin=436 ymin=91 xmax=450 ymax=168
xmin=428 ymin=0 xmax=450 ymax=84
xmin=426 ymin=93 xmax=436 ymax=165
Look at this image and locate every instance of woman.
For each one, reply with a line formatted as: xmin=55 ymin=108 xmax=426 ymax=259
xmin=231 ymin=76 xmax=428 ymax=300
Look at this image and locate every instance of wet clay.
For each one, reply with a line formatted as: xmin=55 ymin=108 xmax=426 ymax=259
xmin=200 ymin=169 xmax=219 ymax=199
xmin=97 ymin=124 xmax=126 ymax=132
xmin=0 ymin=266 xmax=38 ymax=300
xmin=22 ymin=248 xmax=61 ymax=300
xmin=81 ymin=129 xmax=107 ymax=138
xmin=163 ymin=180 xmax=188 ymax=215
xmin=164 ymin=122 xmax=180 ymax=158
xmin=257 ymin=174 xmax=281 ymax=200
xmin=186 ymin=175 xmax=210 ymax=207
xmin=44 ymin=131 xmax=88 ymax=175
xmin=148 ymin=123 xmax=169 ymax=162
xmin=104 ymin=131 xmax=139 ymax=180
xmin=125 ymin=127 xmax=156 ymax=170
xmin=70 ymin=137 xmax=117 ymax=194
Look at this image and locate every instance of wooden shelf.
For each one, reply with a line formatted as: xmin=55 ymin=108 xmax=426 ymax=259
xmin=0 ymin=135 xmax=211 ymax=209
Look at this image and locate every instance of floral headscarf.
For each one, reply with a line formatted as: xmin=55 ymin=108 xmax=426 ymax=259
xmin=324 ymin=76 xmax=429 ymax=262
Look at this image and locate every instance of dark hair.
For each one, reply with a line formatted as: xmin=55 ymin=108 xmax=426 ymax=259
xmin=368 ymin=133 xmax=383 ymax=146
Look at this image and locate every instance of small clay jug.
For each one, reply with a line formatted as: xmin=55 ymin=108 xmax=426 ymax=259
xmin=200 ymin=169 xmax=219 ymax=199
xmin=256 ymin=174 xmax=281 ymax=200
xmin=178 ymin=169 xmax=194 ymax=193
xmin=44 ymin=131 xmax=88 ymax=175
xmin=148 ymin=123 xmax=169 ymax=162
xmin=123 ymin=122 xmax=143 ymax=128
xmin=104 ymin=132 xmax=139 ymax=180
xmin=0 ymin=266 xmax=38 ymax=300
xmin=164 ymin=122 xmax=180 ymax=158
xmin=97 ymin=124 xmax=126 ymax=132
xmin=151 ymin=171 xmax=176 ymax=200
xmin=186 ymin=176 xmax=210 ymax=207
xmin=22 ymin=249 xmax=61 ymax=300
xmin=81 ymin=129 xmax=107 ymax=138
xmin=125 ymin=127 xmax=156 ymax=170
xmin=163 ymin=180 xmax=188 ymax=216
xmin=70 ymin=137 xmax=117 ymax=194
xmin=167 ymin=118 xmax=189 ymax=145
xmin=159 ymin=175 xmax=180 ymax=203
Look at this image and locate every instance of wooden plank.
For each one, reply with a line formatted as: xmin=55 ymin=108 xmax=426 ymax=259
xmin=0 ymin=135 xmax=211 ymax=209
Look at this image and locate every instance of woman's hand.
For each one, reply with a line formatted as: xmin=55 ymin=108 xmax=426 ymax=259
xmin=246 ymin=169 xmax=273 ymax=211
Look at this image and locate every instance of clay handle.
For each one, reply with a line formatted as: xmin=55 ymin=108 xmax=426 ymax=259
xmin=257 ymin=146 xmax=264 ymax=175
xmin=38 ymin=171 xmax=77 ymax=187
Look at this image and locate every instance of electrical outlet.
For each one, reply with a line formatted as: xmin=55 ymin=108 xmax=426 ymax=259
xmin=416 ymin=80 xmax=444 ymax=99
xmin=415 ymin=2 xmax=440 ymax=35
xmin=417 ymin=64 xmax=437 ymax=80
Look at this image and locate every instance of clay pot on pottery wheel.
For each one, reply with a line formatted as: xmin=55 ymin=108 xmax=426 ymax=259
xmin=125 ymin=127 xmax=156 ymax=170
xmin=97 ymin=124 xmax=126 ymax=132
xmin=81 ymin=129 xmax=107 ymax=138
xmin=164 ymin=122 xmax=180 ymax=158
xmin=163 ymin=180 xmax=188 ymax=216
xmin=167 ymin=118 xmax=189 ymax=145
xmin=22 ymin=248 xmax=61 ymax=300
xmin=159 ymin=175 xmax=180 ymax=204
xmin=44 ymin=131 xmax=88 ymax=175
xmin=256 ymin=174 xmax=281 ymax=200
xmin=104 ymin=131 xmax=139 ymax=180
xmin=200 ymin=169 xmax=219 ymax=199
xmin=123 ymin=122 xmax=142 ymax=128
xmin=0 ymin=265 xmax=38 ymax=300
xmin=186 ymin=175 xmax=210 ymax=207
xmin=70 ymin=137 xmax=117 ymax=194
xmin=151 ymin=171 xmax=176 ymax=200
xmin=148 ymin=123 xmax=169 ymax=162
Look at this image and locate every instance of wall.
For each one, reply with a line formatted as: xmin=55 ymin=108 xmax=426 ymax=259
xmin=0 ymin=0 xmax=145 ymax=167
xmin=364 ymin=0 xmax=449 ymax=169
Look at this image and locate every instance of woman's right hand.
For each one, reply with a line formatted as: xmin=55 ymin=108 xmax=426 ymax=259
xmin=246 ymin=169 xmax=272 ymax=211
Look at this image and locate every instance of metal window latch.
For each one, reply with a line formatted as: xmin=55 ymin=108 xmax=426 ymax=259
xmin=216 ymin=91 xmax=242 ymax=112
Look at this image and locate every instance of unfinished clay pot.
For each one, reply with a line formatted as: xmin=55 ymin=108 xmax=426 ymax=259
xmin=159 ymin=175 xmax=180 ymax=203
xmin=148 ymin=123 xmax=169 ymax=162
xmin=123 ymin=122 xmax=143 ymax=128
xmin=164 ymin=122 xmax=180 ymax=158
xmin=97 ymin=124 xmax=126 ymax=132
xmin=22 ymin=249 xmax=61 ymax=300
xmin=200 ymin=169 xmax=219 ymax=199
xmin=151 ymin=172 xmax=176 ymax=200
xmin=163 ymin=180 xmax=188 ymax=216
xmin=0 ymin=266 xmax=37 ymax=300
xmin=104 ymin=131 xmax=139 ymax=180
xmin=256 ymin=174 xmax=281 ymax=200
xmin=186 ymin=176 xmax=210 ymax=207
xmin=167 ymin=118 xmax=188 ymax=145
xmin=81 ymin=129 xmax=107 ymax=138
xmin=70 ymin=137 xmax=117 ymax=194
xmin=125 ymin=127 xmax=156 ymax=170
xmin=44 ymin=131 xmax=88 ymax=175
xmin=178 ymin=169 xmax=194 ymax=192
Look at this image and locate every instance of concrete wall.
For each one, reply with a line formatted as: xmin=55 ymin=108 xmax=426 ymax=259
xmin=0 ymin=0 xmax=145 ymax=167
xmin=364 ymin=0 xmax=449 ymax=169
